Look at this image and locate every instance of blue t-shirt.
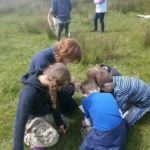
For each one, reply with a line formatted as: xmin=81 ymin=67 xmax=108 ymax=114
xmin=82 ymin=92 xmax=122 ymax=131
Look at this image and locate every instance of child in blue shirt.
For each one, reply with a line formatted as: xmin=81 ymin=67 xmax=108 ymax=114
xmin=80 ymin=79 xmax=127 ymax=150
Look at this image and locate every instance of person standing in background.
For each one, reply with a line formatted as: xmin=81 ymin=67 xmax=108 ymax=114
xmin=92 ymin=0 xmax=107 ymax=32
xmin=50 ymin=0 xmax=72 ymax=41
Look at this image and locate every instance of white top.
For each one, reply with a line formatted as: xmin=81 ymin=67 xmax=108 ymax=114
xmin=95 ymin=0 xmax=107 ymax=13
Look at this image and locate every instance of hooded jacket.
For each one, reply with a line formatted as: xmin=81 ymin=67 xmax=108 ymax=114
xmin=13 ymin=71 xmax=64 ymax=150
xmin=29 ymin=47 xmax=56 ymax=73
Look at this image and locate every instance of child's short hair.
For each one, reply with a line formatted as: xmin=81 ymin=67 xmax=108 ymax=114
xmin=87 ymin=65 xmax=99 ymax=83
xmin=80 ymin=79 xmax=98 ymax=94
xmin=87 ymin=65 xmax=113 ymax=88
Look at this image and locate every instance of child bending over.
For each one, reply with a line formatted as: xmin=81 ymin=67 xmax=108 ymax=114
xmin=79 ymin=79 xmax=127 ymax=150
xmin=87 ymin=67 xmax=150 ymax=125
xmin=13 ymin=63 xmax=72 ymax=150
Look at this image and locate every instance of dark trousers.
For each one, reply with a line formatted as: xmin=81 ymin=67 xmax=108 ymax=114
xmin=57 ymin=22 xmax=70 ymax=41
xmin=94 ymin=12 xmax=105 ymax=32
xmin=80 ymin=120 xmax=127 ymax=150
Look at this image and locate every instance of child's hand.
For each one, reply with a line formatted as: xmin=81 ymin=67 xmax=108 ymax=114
xmin=82 ymin=118 xmax=92 ymax=127
xmin=82 ymin=120 xmax=87 ymax=127
xmin=70 ymin=76 xmax=81 ymax=92
xmin=58 ymin=125 xmax=67 ymax=135
xmin=73 ymin=81 xmax=81 ymax=92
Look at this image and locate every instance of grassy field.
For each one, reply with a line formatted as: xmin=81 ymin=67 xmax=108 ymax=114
xmin=0 ymin=0 xmax=150 ymax=149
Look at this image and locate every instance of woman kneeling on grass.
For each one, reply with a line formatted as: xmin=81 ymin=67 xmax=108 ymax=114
xmin=29 ymin=38 xmax=83 ymax=116
xmin=13 ymin=63 xmax=71 ymax=150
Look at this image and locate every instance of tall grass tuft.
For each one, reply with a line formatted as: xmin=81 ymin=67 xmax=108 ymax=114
xmin=73 ymin=31 xmax=122 ymax=66
xmin=109 ymin=0 xmax=150 ymax=13
xmin=17 ymin=18 xmax=51 ymax=35
xmin=94 ymin=34 xmax=122 ymax=63
xmin=143 ymin=26 xmax=150 ymax=47
xmin=109 ymin=0 xmax=136 ymax=13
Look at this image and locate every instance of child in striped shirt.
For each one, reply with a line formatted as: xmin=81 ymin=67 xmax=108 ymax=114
xmin=87 ymin=67 xmax=150 ymax=125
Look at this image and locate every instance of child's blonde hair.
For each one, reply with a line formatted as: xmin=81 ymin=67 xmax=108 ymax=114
xmin=54 ymin=38 xmax=82 ymax=63
xmin=87 ymin=65 xmax=113 ymax=88
xmin=80 ymin=79 xmax=98 ymax=94
xmin=87 ymin=65 xmax=100 ymax=82
xmin=44 ymin=63 xmax=71 ymax=108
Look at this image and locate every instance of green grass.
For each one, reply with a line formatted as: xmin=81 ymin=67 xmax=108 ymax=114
xmin=0 ymin=0 xmax=150 ymax=149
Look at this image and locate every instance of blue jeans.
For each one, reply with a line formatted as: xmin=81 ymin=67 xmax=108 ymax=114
xmin=80 ymin=120 xmax=127 ymax=150
xmin=94 ymin=12 xmax=105 ymax=32
xmin=122 ymin=105 xmax=150 ymax=125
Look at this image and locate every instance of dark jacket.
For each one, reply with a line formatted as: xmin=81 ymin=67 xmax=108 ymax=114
xmin=13 ymin=71 xmax=64 ymax=150
xmin=100 ymin=64 xmax=122 ymax=76
xmin=51 ymin=0 xmax=72 ymax=21
xmin=29 ymin=45 xmax=76 ymax=114
xmin=29 ymin=47 xmax=56 ymax=73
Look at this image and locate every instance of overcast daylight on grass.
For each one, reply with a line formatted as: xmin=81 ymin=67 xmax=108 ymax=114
xmin=0 ymin=0 xmax=150 ymax=149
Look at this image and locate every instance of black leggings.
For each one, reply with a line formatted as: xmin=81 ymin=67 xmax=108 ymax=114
xmin=94 ymin=12 xmax=105 ymax=32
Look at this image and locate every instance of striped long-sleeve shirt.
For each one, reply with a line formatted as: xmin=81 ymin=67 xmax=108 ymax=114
xmin=113 ymin=76 xmax=150 ymax=112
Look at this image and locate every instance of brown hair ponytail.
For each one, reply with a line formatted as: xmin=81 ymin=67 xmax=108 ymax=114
xmin=48 ymin=78 xmax=57 ymax=108
xmin=43 ymin=63 xmax=71 ymax=109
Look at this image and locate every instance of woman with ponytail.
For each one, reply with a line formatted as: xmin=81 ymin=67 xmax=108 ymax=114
xmin=13 ymin=63 xmax=71 ymax=150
